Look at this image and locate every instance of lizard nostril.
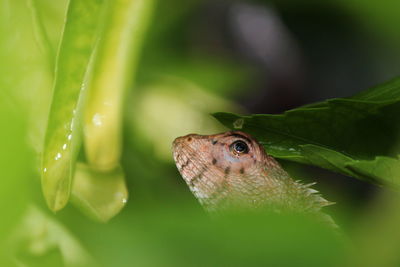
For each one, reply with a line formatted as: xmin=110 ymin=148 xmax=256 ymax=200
xmin=187 ymin=137 xmax=192 ymax=142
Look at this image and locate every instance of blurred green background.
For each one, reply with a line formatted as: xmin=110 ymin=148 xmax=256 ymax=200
xmin=1 ymin=0 xmax=400 ymax=266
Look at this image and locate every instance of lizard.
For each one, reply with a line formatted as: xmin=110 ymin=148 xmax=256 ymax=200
xmin=172 ymin=131 xmax=335 ymax=224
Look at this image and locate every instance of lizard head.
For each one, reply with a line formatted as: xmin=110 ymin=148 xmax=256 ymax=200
xmin=172 ymin=131 xmax=334 ymax=219
xmin=172 ymin=131 xmax=268 ymax=210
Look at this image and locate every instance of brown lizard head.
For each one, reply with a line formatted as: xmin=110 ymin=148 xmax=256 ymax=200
xmin=172 ymin=131 xmax=335 ymax=227
xmin=172 ymin=131 xmax=282 ymax=211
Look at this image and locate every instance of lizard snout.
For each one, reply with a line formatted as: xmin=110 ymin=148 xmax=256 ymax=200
xmin=173 ymin=133 xmax=200 ymax=146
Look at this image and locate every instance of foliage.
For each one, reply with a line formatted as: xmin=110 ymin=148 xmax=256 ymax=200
xmin=214 ymin=77 xmax=400 ymax=188
xmin=2 ymin=0 xmax=400 ymax=266
xmin=41 ymin=0 xmax=104 ymax=212
xmin=41 ymin=0 xmax=153 ymax=218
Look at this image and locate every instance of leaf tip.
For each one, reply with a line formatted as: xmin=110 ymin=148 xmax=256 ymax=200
xmin=41 ymin=165 xmax=71 ymax=212
xmin=43 ymin=189 xmax=69 ymax=212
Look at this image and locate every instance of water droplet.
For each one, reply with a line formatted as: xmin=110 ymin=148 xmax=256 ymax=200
xmin=55 ymin=153 xmax=62 ymax=160
xmin=233 ymin=118 xmax=244 ymax=129
xmin=92 ymin=113 xmax=103 ymax=126
xmin=43 ymin=167 xmax=47 ymax=173
xmin=62 ymin=143 xmax=67 ymax=150
xmin=67 ymin=134 xmax=72 ymax=140
xmin=288 ymin=148 xmax=295 ymax=152
xmin=122 ymin=198 xmax=127 ymax=204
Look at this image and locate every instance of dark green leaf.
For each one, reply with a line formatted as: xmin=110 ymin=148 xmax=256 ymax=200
xmin=214 ymin=77 xmax=400 ymax=187
xmin=346 ymin=156 xmax=400 ymax=186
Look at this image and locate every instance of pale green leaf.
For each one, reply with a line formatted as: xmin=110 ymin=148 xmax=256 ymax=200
xmin=71 ymin=163 xmax=128 ymax=223
xmin=41 ymin=0 xmax=103 ymax=211
xmin=84 ymin=0 xmax=154 ymax=170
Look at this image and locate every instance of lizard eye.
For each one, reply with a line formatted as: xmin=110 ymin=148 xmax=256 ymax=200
xmin=230 ymin=140 xmax=249 ymax=154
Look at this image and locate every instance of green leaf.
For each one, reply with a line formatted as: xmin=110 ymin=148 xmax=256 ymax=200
xmin=41 ymin=0 xmax=154 ymax=220
xmin=84 ymin=0 xmax=154 ymax=170
xmin=346 ymin=156 xmax=400 ymax=186
xmin=14 ymin=206 xmax=97 ymax=267
xmin=41 ymin=0 xmax=103 ymax=212
xmin=213 ymin=77 xmax=400 ymax=187
xmin=71 ymin=163 xmax=128 ymax=223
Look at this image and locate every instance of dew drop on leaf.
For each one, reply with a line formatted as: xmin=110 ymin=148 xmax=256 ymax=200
xmin=233 ymin=118 xmax=244 ymax=129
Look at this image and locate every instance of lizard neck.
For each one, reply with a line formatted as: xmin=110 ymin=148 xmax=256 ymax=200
xmin=267 ymin=168 xmax=331 ymax=213
xmin=223 ymin=157 xmax=331 ymax=214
